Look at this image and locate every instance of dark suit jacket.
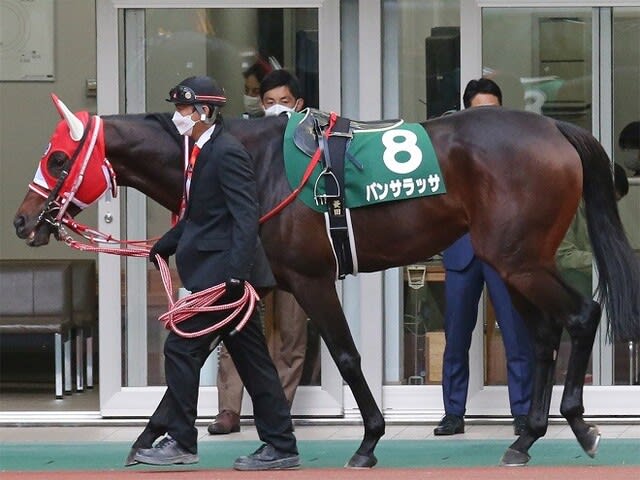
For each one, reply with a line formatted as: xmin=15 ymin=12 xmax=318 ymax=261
xmin=154 ymin=124 xmax=275 ymax=292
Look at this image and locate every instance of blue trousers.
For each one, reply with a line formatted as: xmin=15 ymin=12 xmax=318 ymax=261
xmin=442 ymin=258 xmax=533 ymax=417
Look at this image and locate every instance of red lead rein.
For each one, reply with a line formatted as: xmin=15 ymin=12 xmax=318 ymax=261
xmin=60 ymin=220 xmax=258 ymax=339
xmin=156 ymin=254 xmax=259 ymax=339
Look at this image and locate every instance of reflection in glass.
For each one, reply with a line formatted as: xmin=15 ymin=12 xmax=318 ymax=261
xmin=612 ymin=7 xmax=640 ymax=385
xmin=403 ymin=260 xmax=446 ymax=385
xmin=381 ymin=0 xmax=459 ymax=386
xmin=119 ymin=7 xmax=318 ymax=387
xmin=483 ymin=8 xmax=592 ymax=130
xmin=482 ymin=7 xmax=594 ymax=386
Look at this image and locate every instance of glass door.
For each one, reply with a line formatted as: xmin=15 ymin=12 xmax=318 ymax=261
xmin=476 ymin=5 xmax=593 ymax=416
xmin=380 ymin=0 xmax=463 ymax=421
xmin=610 ymin=6 xmax=639 ymax=388
xmin=96 ymin=0 xmax=342 ymax=417
xmin=475 ymin=2 xmax=640 ymax=415
xmin=381 ymin=1 xmax=640 ymax=419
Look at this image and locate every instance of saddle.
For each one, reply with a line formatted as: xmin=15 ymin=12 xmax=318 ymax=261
xmin=293 ymin=108 xmax=402 ymax=157
xmin=284 ymin=108 xmax=446 ymax=280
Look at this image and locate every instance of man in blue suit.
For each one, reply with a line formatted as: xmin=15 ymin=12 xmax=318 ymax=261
xmin=434 ymin=78 xmax=534 ymax=437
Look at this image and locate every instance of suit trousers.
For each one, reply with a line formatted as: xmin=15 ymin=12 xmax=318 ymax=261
xmin=217 ymin=289 xmax=308 ymax=412
xmin=145 ymin=305 xmax=297 ymax=454
xmin=442 ymin=258 xmax=533 ymax=417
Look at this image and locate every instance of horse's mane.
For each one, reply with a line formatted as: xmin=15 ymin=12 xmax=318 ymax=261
xmin=143 ymin=112 xmax=184 ymax=149
xmin=103 ymin=112 xmax=184 ymax=151
xmin=101 ymin=112 xmax=289 ymax=214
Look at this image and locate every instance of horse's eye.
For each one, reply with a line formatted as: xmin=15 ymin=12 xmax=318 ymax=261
xmin=46 ymin=151 xmax=69 ymax=177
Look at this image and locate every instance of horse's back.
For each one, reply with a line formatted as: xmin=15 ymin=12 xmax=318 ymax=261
xmin=354 ymin=109 xmax=584 ymax=271
xmin=422 ymin=108 xmax=583 ymax=267
xmin=424 ymin=108 xmax=582 ymax=203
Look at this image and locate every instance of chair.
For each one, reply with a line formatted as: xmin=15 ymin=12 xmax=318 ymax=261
xmin=0 ymin=262 xmax=73 ymax=398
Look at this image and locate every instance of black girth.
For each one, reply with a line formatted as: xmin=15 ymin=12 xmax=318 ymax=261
xmin=315 ymin=114 xmax=355 ymax=279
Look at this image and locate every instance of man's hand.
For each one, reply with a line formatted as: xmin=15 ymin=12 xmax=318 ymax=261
xmin=149 ymin=241 xmax=172 ymax=270
xmin=225 ymin=277 xmax=245 ymax=301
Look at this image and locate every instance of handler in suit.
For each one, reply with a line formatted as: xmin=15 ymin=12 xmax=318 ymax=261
xmin=210 ymin=69 xmax=309 ymax=435
xmin=434 ymin=78 xmax=534 ymax=437
xmin=132 ymin=76 xmax=299 ymax=471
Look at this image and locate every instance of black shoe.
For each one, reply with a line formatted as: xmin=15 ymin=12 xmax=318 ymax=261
xmin=133 ymin=436 xmax=199 ymax=465
xmin=233 ymin=444 xmax=300 ymax=471
xmin=433 ymin=414 xmax=465 ymax=436
xmin=513 ymin=415 xmax=528 ymax=436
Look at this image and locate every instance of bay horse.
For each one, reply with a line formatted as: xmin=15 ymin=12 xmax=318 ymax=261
xmin=13 ymin=99 xmax=640 ymax=468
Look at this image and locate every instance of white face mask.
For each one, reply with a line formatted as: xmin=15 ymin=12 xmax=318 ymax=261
xmin=243 ymin=95 xmax=264 ymax=117
xmin=172 ymin=110 xmax=197 ymax=136
xmin=264 ymin=103 xmax=295 ymax=117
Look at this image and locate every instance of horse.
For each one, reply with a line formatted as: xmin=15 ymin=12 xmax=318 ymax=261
xmin=13 ymin=97 xmax=640 ymax=468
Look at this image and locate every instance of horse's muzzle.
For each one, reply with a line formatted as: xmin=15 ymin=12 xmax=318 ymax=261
xmin=13 ymin=214 xmax=53 ymax=246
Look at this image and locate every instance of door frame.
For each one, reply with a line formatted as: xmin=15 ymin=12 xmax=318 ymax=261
xmin=379 ymin=0 xmax=640 ymax=419
xmin=465 ymin=0 xmax=640 ymax=415
xmin=95 ymin=0 xmax=342 ymax=417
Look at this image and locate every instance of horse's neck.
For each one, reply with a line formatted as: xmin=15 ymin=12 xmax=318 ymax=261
xmin=225 ymin=117 xmax=290 ymax=216
xmin=102 ymin=114 xmax=289 ymax=216
xmin=103 ymin=114 xmax=184 ymax=213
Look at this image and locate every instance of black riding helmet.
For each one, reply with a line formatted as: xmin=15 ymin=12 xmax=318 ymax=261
xmin=167 ymin=76 xmax=227 ymax=122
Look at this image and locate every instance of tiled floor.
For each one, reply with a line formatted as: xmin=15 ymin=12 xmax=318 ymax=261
xmin=2 ymin=387 xmax=640 ymax=444
xmin=1 ymin=422 xmax=640 ymax=444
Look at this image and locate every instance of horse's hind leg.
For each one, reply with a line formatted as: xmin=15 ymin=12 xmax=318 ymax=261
xmin=499 ymin=266 xmax=590 ymax=466
xmin=560 ymin=298 xmax=601 ymax=457
xmin=291 ymin=276 xmax=384 ymax=468
xmin=501 ymin=311 xmax=562 ymax=466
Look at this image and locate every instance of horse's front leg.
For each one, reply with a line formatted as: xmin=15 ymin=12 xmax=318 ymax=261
xmin=560 ymin=298 xmax=601 ymax=457
xmin=292 ymin=276 xmax=385 ymax=468
xmin=501 ymin=313 xmax=562 ymax=466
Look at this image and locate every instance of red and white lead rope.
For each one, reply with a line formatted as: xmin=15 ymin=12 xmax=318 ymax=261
xmin=58 ymin=220 xmax=258 ymax=338
xmin=155 ymin=254 xmax=258 ymax=338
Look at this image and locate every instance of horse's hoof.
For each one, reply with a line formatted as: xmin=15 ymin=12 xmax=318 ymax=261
xmin=578 ymin=425 xmax=601 ymax=458
xmin=345 ymin=453 xmax=377 ymax=468
xmin=500 ymin=448 xmax=530 ymax=467
xmin=125 ymin=447 xmax=141 ymax=467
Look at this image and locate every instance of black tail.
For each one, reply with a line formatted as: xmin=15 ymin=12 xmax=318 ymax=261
xmin=555 ymin=120 xmax=640 ymax=341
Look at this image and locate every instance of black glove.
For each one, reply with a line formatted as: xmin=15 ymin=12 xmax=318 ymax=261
xmin=149 ymin=241 xmax=172 ymax=270
xmin=225 ymin=277 xmax=245 ymax=301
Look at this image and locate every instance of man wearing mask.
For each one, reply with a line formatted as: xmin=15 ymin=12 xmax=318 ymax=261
xmin=242 ymin=60 xmax=272 ymax=118
xmin=260 ymin=69 xmax=305 ymax=116
xmin=132 ymin=75 xmax=299 ymax=471
xmin=209 ymin=69 xmax=309 ymax=436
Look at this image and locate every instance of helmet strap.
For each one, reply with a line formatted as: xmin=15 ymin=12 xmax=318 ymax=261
xmin=195 ymin=104 xmax=219 ymax=125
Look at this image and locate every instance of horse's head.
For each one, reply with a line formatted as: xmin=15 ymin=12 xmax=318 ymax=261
xmin=13 ymin=94 xmax=116 ymax=246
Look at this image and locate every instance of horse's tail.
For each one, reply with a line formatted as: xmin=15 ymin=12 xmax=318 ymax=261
xmin=555 ymin=120 xmax=640 ymax=341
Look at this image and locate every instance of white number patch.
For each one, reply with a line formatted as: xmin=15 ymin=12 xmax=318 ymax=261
xmin=381 ymin=129 xmax=422 ymax=174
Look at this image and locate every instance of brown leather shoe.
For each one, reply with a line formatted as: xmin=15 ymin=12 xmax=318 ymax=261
xmin=207 ymin=410 xmax=240 ymax=435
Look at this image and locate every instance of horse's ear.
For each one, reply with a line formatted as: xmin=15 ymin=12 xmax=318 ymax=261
xmin=50 ymin=93 xmax=84 ymax=142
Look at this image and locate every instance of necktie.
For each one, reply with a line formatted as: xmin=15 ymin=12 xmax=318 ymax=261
xmin=176 ymin=145 xmax=200 ymax=221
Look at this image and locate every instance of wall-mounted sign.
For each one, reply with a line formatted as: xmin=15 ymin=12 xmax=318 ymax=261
xmin=1 ymin=0 xmax=55 ymax=81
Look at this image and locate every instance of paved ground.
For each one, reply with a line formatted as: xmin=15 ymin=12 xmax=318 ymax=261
xmin=1 ymin=423 xmax=639 ymax=478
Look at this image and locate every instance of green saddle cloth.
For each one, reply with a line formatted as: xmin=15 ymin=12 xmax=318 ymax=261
xmin=283 ymin=110 xmax=446 ymax=213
